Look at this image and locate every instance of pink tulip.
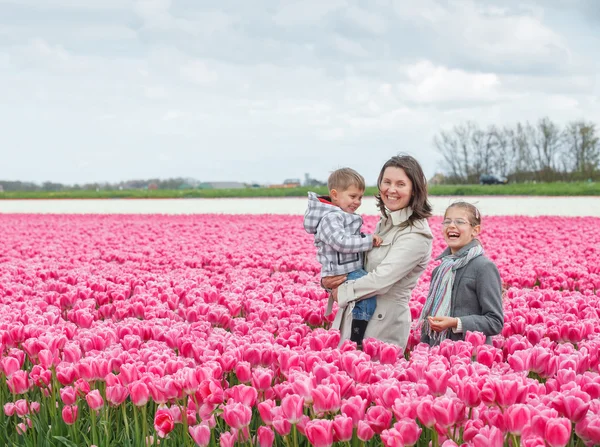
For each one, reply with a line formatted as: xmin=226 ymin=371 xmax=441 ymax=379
xmin=416 ymin=396 xmax=436 ymax=428
xmin=393 ymin=418 xmax=422 ymax=445
xmin=544 ymin=417 xmax=572 ymax=447
xmin=305 ymin=419 xmax=334 ymax=447
xmin=4 ymin=403 xmax=16 ymax=417
xmin=311 ymin=384 xmax=341 ymax=415
xmin=62 ymin=405 xmax=78 ymax=425
xmin=1 ymin=357 xmax=20 ymax=377
xmin=74 ymin=378 xmax=90 ymax=396
xmin=281 ymin=394 xmax=304 ymax=424
xmin=154 ymin=408 xmax=175 ymax=439
xmin=60 ymin=386 xmax=77 ymax=405
xmin=219 ymin=431 xmax=237 ymax=447
xmin=234 ymin=361 xmax=252 ymax=383
xmin=86 ymin=389 xmax=104 ymax=411
xmin=227 ymin=384 xmax=258 ymax=407
xmin=431 ymin=397 xmax=465 ymax=428
xmin=56 ymin=365 xmax=77 ymax=386
xmin=341 ymin=395 xmax=367 ymax=426
xmin=332 ymin=415 xmax=353 ymax=442
xmin=189 ymin=424 xmax=211 ymax=447
xmin=252 ymin=367 xmax=274 ymax=391
xmin=256 ymin=426 xmax=274 ymax=447
xmin=471 ymin=425 xmax=504 ymax=447
xmin=425 ymin=364 xmax=450 ymax=396
xmin=465 ymin=331 xmax=487 ymax=347
xmin=106 ymin=384 xmax=128 ymax=406
xmin=272 ymin=416 xmax=292 ymax=436
xmin=379 ymin=344 xmax=400 ymax=364
xmin=222 ymin=402 xmax=252 ymax=430
xmin=130 ymin=381 xmax=150 ymax=406
xmin=14 ymin=399 xmax=30 ymax=417
xmin=7 ymin=370 xmax=31 ymax=394
xmin=462 ymin=419 xmax=485 ymax=442
xmin=357 ymin=420 xmax=375 ymax=442
xmin=258 ymin=399 xmax=276 ymax=425
xmin=504 ymin=404 xmax=532 ymax=435
xmin=365 ymin=405 xmax=392 ymax=434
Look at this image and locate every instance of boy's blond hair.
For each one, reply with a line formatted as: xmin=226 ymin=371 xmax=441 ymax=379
xmin=327 ymin=168 xmax=366 ymax=192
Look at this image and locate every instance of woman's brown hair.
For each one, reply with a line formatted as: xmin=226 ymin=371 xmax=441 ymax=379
xmin=375 ymin=154 xmax=432 ymax=226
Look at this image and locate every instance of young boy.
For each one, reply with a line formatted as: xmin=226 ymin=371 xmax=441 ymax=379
xmin=303 ymin=167 xmax=382 ymax=347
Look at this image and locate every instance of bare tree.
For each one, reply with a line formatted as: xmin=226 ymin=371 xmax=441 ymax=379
xmin=434 ymin=130 xmax=464 ymax=183
xmin=434 ymin=121 xmax=485 ymax=183
xmin=530 ymin=117 xmax=562 ymax=180
xmin=489 ymin=126 xmax=513 ymax=177
xmin=563 ymin=120 xmax=600 ymax=180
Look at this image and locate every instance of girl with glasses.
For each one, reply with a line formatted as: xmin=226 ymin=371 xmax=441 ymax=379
xmin=418 ymin=201 xmax=504 ymax=346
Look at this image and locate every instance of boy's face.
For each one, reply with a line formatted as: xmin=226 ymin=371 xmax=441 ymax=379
xmin=330 ymin=185 xmax=364 ymax=214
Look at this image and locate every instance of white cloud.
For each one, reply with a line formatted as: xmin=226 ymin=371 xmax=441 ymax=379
xmin=179 ymin=60 xmax=218 ymax=84
xmin=273 ymin=0 xmax=347 ymax=26
xmin=398 ymin=61 xmax=502 ymax=103
xmin=0 ymin=0 xmax=598 ymax=184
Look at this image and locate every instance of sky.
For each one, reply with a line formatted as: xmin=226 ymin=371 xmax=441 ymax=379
xmin=1 ymin=0 xmax=599 ymax=186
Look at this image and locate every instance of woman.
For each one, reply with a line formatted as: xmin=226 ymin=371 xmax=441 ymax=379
xmin=323 ymin=155 xmax=433 ymax=349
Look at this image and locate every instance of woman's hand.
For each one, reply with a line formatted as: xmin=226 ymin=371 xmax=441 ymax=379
xmin=321 ymin=275 xmax=347 ymax=290
xmin=428 ymin=316 xmax=458 ymax=332
xmin=331 ymin=288 xmax=338 ymax=302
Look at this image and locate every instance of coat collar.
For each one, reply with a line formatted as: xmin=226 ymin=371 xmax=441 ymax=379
xmin=436 ymin=238 xmax=481 ymax=260
xmin=388 ymin=206 xmax=413 ymax=226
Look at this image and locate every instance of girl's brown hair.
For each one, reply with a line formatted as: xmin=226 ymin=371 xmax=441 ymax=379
xmin=375 ymin=154 xmax=432 ymax=226
xmin=446 ymin=201 xmax=481 ymax=226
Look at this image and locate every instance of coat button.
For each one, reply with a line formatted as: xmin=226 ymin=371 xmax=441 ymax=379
xmin=378 ymin=314 xmax=382 ymax=318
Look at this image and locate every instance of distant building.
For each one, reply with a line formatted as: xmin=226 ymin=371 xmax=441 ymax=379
xmin=284 ymin=178 xmax=301 ymax=187
xmin=304 ymin=173 xmax=326 ymax=187
xmin=428 ymin=173 xmax=446 ymax=185
xmin=148 ymin=183 xmax=158 ymax=190
xmin=198 ymin=182 xmax=246 ymax=190
xmin=268 ymin=178 xmax=302 ymax=188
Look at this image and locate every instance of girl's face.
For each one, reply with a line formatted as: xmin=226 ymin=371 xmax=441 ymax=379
xmin=379 ymin=167 xmax=413 ymax=212
xmin=442 ymin=207 xmax=480 ymax=253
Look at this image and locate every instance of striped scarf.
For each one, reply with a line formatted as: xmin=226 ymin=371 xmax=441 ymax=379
xmin=419 ymin=243 xmax=484 ymax=342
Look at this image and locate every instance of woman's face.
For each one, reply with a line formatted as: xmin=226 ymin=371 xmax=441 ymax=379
xmin=379 ymin=167 xmax=413 ymax=211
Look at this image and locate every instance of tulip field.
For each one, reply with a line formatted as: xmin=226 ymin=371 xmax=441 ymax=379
xmin=1 ymin=213 xmax=600 ymax=447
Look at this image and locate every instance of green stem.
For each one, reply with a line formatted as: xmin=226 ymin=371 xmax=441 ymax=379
xmin=134 ymin=405 xmax=140 ymax=447
xmin=142 ymin=405 xmax=148 ymax=447
xmin=90 ymin=409 xmax=99 ymax=447
xmin=122 ymin=403 xmax=131 ymax=443
xmin=432 ymin=429 xmax=439 ymax=447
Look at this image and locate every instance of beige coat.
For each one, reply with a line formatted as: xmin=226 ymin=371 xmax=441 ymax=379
xmin=333 ymin=207 xmax=433 ymax=348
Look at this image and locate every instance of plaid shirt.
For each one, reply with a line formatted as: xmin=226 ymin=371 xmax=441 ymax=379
xmin=303 ymin=192 xmax=373 ymax=277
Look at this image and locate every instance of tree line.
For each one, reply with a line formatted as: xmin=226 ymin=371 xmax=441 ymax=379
xmin=435 ymin=118 xmax=600 ymax=183
xmin=0 ymin=178 xmax=199 ymax=192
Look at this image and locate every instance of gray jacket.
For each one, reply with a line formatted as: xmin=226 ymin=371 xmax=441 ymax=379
xmin=304 ymin=192 xmax=373 ymax=277
xmin=421 ymin=240 xmax=504 ymax=345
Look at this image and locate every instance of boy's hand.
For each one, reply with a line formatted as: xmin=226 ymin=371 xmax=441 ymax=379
xmin=372 ymin=234 xmax=383 ymax=247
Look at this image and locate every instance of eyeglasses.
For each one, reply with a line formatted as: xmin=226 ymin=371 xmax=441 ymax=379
xmin=442 ymin=219 xmax=472 ymax=227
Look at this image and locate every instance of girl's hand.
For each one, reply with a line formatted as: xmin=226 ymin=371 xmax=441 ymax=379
xmin=321 ymin=275 xmax=347 ymax=290
xmin=331 ymin=288 xmax=338 ymax=302
xmin=428 ymin=316 xmax=458 ymax=332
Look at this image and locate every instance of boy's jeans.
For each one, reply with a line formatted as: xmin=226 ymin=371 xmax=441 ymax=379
xmin=346 ymin=269 xmax=376 ymax=321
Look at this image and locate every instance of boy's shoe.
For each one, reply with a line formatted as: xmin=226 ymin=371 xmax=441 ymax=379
xmin=350 ymin=319 xmax=369 ymax=348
